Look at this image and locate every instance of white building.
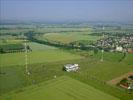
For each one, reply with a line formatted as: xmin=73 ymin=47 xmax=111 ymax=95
xmin=63 ymin=64 xmax=79 ymax=72
xmin=116 ymin=46 xmax=123 ymax=52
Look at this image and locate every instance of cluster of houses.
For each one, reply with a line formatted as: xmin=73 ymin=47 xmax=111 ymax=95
xmin=95 ymin=35 xmax=133 ymax=52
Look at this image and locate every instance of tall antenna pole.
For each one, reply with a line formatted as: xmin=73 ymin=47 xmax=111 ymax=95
xmin=101 ymin=26 xmax=104 ymax=62
xmin=25 ymin=39 xmax=30 ymax=75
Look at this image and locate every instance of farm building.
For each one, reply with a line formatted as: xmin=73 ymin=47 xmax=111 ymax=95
xmin=128 ymin=49 xmax=133 ymax=53
xmin=63 ymin=64 xmax=79 ymax=72
xmin=118 ymin=75 xmax=133 ymax=91
xmin=127 ymin=75 xmax=133 ymax=90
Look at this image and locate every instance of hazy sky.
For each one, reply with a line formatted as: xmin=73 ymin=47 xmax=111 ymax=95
xmin=0 ymin=0 xmax=133 ymax=22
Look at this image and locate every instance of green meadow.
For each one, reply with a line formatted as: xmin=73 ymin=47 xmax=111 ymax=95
xmin=27 ymin=42 xmax=58 ymax=51
xmin=0 ymin=51 xmax=132 ymax=100
xmin=1 ymin=76 xmax=120 ymax=100
xmin=0 ymin=50 xmax=82 ymax=67
xmin=0 ymin=25 xmax=133 ymax=100
xmin=38 ymin=32 xmax=101 ymax=44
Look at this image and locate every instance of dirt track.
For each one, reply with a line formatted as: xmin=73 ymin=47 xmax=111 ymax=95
xmin=107 ymin=72 xmax=133 ymax=85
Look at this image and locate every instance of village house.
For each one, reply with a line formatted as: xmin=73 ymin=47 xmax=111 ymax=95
xmin=128 ymin=49 xmax=133 ymax=53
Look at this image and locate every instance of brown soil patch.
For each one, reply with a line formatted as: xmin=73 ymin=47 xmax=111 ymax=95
xmin=107 ymin=72 xmax=133 ymax=85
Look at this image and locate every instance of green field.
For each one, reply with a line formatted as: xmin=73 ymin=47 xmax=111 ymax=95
xmin=38 ymin=32 xmax=101 ymax=44
xmin=0 ymin=24 xmax=133 ymax=100
xmin=0 ymin=28 xmax=31 ymax=35
xmin=0 ymin=51 xmax=132 ymax=99
xmin=0 ymin=39 xmax=24 ymax=45
xmin=0 ymin=39 xmax=25 ymax=53
xmin=92 ymin=51 xmax=133 ymax=64
xmin=1 ymin=76 xmax=120 ymax=100
xmin=27 ymin=42 xmax=58 ymax=51
xmin=0 ymin=50 xmax=82 ymax=67
xmin=34 ymin=27 xmax=91 ymax=33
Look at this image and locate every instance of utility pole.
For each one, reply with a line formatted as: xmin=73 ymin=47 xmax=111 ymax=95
xmin=101 ymin=26 xmax=104 ymax=62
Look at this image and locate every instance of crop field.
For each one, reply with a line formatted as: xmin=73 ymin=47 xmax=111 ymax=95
xmin=1 ymin=76 xmax=120 ymax=100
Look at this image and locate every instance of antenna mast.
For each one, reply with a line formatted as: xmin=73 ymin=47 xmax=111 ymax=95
xmin=25 ymin=38 xmax=30 ymax=75
xmin=101 ymin=26 xmax=104 ymax=62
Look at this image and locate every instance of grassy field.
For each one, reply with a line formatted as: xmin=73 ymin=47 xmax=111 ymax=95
xmin=0 ymin=50 xmax=82 ymax=67
xmin=0 ymin=25 xmax=133 ymax=100
xmin=0 ymin=50 xmax=133 ymax=99
xmin=38 ymin=32 xmax=101 ymax=44
xmin=0 ymin=39 xmax=25 ymax=53
xmin=1 ymin=76 xmax=120 ymax=100
xmin=93 ymin=51 xmax=133 ymax=64
xmin=27 ymin=42 xmax=58 ymax=51
xmin=0 ymin=39 xmax=24 ymax=45
xmin=34 ymin=27 xmax=92 ymax=33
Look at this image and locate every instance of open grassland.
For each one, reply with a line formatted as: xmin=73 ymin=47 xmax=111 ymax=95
xmin=0 ymin=58 xmax=82 ymax=94
xmin=122 ymin=53 xmax=133 ymax=65
xmin=27 ymin=42 xmax=58 ymax=51
xmin=0 ymin=50 xmax=82 ymax=67
xmin=93 ymin=51 xmax=133 ymax=64
xmin=38 ymin=32 xmax=101 ymax=44
xmin=1 ymin=76 xmax=120 ymax=100
xmin=68 ymin=49 xmax=133 ymax=65
xmin=0 ymin=52 xmax=132 ymax=99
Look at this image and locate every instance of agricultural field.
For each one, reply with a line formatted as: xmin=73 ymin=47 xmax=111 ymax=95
xmin=37 ymin=32 xmax=101 ymax=44
xmin=0 ymin=49 xmax=133 ymax=100
xmin=1 ymin=76 xmax=120 ymax=100
xmin=0 ymin=39 xmax=25 ymax=53
xmin=1 ymin=0 xmax=133 ymax=99
xmin=0 ymin=24 xmax=133 ymax=100
xmin=27 ymin=42 xmax=58 ymax=51
xmin=0 ymin=50 xmax=82 ymax=67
